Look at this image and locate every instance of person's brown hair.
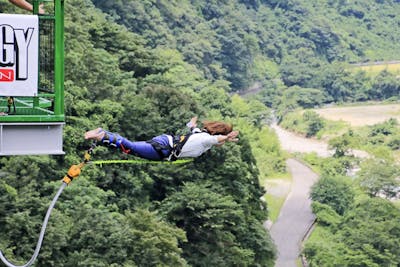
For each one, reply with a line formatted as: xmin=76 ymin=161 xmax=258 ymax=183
xmin=202 ymin=121 xmax=233 ymax=135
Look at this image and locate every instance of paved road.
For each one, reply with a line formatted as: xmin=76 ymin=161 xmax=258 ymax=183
xmin=270 ymin=159 xmax=318 ymax=267
xmin=271 ymin=123 xmax=333 ymax=157
xmin=267 ymin=122 xmax=369 ymax=266
xmin=271 ymin=123 xmax=369 ymax=158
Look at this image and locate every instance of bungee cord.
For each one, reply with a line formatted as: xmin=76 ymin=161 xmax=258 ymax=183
xmin=90 ymin=158 xmax=193 ymax=166
xmin=0 ymin=159 xmax=84 ymax=267
xmin=0 ymin=144 xmax=191 ymax=267
xmin=0 ymin=182 xmax=67 ymax=267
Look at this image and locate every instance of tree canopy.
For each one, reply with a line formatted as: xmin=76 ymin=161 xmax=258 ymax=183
xmin=2 ymin=0 xmax=400 ymax=266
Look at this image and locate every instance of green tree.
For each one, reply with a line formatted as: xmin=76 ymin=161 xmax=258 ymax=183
xmin=122 ymin=209 xmax=188 ymax=267
xmin=280 ymin=86 xmax=326 ymax=109
xmin=231 ymin=95 xmax=271 ymax=128
xmin=357 ymin=159 xmax=400 ymax=198
xmin=371 ymin=70 xmax=400 ymax=100
xmin=320 ymin=157 xmax=352 ymax=177
xmin=160 ymin=182 xmax=254 ymax=266
xmin=303 ymin=110 xmax=324 ymax=137
xmin=303 ymin=232 xmax=348 ymax=267
xmin=339 ymin=198 xmax=400 ymax=266
xmin=329 ymin=134 xmax=351 ymax=157
xmin=370 ymin=118 xmax=397 ymax=136
xmin=311 ymin=202 xmax=342 ymax=227
xmin=280 ymin=48 xmax=321 ymax=87
xmin=160 ymin=182 xmax=274 ymax=266
xmin=311 ymin=175 xmax=355 ymax=215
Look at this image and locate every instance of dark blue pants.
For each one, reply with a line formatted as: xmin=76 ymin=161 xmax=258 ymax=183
xmin=103 ymin=131 xmax=171 ymax=160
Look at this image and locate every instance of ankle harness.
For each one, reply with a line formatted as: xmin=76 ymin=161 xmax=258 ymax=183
xmin=101 ymin=132 xmax=131 ymax=154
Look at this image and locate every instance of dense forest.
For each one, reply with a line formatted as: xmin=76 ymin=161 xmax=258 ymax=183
xmin=1 ymin=0 xmax=400 ymax=266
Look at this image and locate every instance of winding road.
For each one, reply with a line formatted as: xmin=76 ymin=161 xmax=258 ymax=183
xmin=271 ymin=124 xmax=333 ymax=157
xmin=268 ymin=124 xmax=369 ymax=266
xmin=269 ymin=124 xmax=325 ymax=267
xmin=270 ymin=159 xmax=318 ymax=267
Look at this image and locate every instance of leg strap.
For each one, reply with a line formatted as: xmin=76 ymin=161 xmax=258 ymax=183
xmin=100 ymin=131 xmax=131 ymax=154
xmin=101 ymin=132 xmax=121 ymax=148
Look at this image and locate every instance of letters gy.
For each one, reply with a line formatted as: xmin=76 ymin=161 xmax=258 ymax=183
xmin=0 ymin=24 xmax=34 ymax=82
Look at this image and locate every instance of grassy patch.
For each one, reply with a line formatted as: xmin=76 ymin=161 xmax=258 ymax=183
xmin=264 ymin=194 xmax=286 ymax=222
xmin=295 ymin=152 xmax=324 ymax=174
xmin=263 ymin=172 xmax=292 ymax=222
xmin=393 ymin=150 xmax=400 ymax=162
xmin=244 ymin=123 xmax=289 ymax=221
xmin=280 ymin=111 xmax=307 ymax=135
xmin=314 ymin=103 xmax=400 ymax=127
xmin=316 ymin=119 xmax=349 ymax=140
xmin=296 ymin=258 xmax=304 ymax=267
xmin=281 ymin=109 xmax=350 ymax=140
xmin=350 ymin=62 xmax=400 ymax=76
xmin=394 ymin=200 xmax=400 ymax=209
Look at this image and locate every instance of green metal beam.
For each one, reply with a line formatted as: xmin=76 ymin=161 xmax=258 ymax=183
xmin=0 ymin=115 xmax=64 ymax=122
xmin=54 ymin=0 xmax=64 ymax=116
xmin=0 ymin=0 xmax=65 ymax=123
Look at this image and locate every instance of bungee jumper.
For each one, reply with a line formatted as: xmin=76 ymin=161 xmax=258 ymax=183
xmin=0 ymin=97 xmax=16 ymax=116
xmin=8 ymin=0 xmax=45 ymax=13
xmin=84 ymin=117 xmax=240 ymax=161
xmin=0 ymin=117 xmax=239 ymax=267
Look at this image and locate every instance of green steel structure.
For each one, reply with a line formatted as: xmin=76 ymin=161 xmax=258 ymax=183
xmin=0 ymin=0 xmax=65 ymax=155
xmin=0 ymin=0 xmax=64 ymax=122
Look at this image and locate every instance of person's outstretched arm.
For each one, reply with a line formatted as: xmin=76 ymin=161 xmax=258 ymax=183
xmin=187 ymin=116 xmax=198 ymax=128
xmin=9 ymin=0 xmax=45 ymax=13
xmin=216 ymin=130 xmax=239 ymax=146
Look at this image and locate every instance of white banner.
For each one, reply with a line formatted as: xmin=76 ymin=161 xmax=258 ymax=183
xmin=0 ymin=14 xmax=39 ymax=96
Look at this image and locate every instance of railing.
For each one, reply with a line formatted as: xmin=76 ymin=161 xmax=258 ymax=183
xmin=0 ymin=0 xmax=64 ymax=122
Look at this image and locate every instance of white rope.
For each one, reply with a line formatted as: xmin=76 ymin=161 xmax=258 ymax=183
xmin=0 ymin=182 xmax=67 ymax=267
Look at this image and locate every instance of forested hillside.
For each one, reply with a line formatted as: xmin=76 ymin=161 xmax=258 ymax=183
xmin=1 ymin=0 xmax=282 ymax=266
xmin=1 ymin=0 xmax=400 ymax=266
xmin=93 ymin=0 xmax=400 ymax=108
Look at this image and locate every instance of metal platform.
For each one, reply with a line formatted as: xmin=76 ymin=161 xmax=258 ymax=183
xmin=0 ymin=122 xmax=64 ymax=155
xmin=0 ymin=2 xmax=66 ymax=156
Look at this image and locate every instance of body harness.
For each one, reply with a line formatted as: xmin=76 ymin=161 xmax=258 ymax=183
xmin=100 ymin=129 xmax=205 ymax=161
xmin=147 ymin=128 xmax=208 ymax=161
xmin=146 ymin=134 xmax=191 ymax=161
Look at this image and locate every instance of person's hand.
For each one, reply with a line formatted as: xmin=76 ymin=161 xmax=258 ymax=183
xmin=227 ymin=130 xmax=239 ymax=142
xmin=187 ymin=116 xmax=198 ymax=128
xmin=38 ymin=3 xmax=45 ymax=14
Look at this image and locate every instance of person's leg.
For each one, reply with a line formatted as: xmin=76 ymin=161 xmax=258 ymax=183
xmin=84 ymin=128 xmax=162 ymax=160
xmin=125 ymin=141 xmax=162 ymax=160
